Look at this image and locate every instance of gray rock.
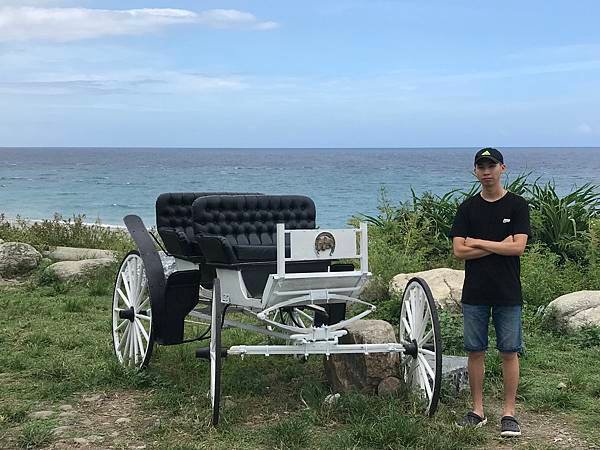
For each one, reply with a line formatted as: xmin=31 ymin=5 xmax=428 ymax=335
xmin=377 ymin=376 xmax=401 ymax=396
xmin=0 ymin=242 xmax=42 ymax=277
xmin=115 ymin=417 xmax=131 ymax=424
xmin=544 ymin=290 xmax=600 ymax=331
xmin=324 ymin=319 xmax=400 ymax=394
xmin=29 ymin=410 xmax=55 ymax=419
xmin=44 ymin=258 xmax=114 ymax=282
xmin=73 ymin=437 xmax=90 ymax=445
xmin=442 ymin=355 xmax=469 ymax=393
xmin=390 ymin=268 xmax=464 ymax=312
xmin=44 ymin=246 xmax=116 ymax=262
xmin=58 ymin=404 xmax=73 ymax=411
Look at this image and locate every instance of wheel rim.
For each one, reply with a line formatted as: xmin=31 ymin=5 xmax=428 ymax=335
xmin=399 ymin=278 xmax=442 ymax=416
xmin=112 ymin=252 xmax=153 ymax=369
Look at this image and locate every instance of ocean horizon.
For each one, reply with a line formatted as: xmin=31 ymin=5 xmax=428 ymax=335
xmin=1 ymin=147 xmax=599 ymax=229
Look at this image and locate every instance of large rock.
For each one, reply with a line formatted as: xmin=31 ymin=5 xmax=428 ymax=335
xmin=390 ymin=268 xmax=464 ymax=312
xmin=324 ymin=319 xmax=400 ymax=394
xmin=44 ymin=258 xmax=114 ymax=282
xmin=544 ymin=291 xmax=600 ymax=332
xmin=0 ymin=242 xmax=42 ymax=277
xmin=44 ymin=246 xmax=116 ymax=262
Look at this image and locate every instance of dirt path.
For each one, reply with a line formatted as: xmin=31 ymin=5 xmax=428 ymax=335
xmin=3 ymin=391 xmax=158 ymax=449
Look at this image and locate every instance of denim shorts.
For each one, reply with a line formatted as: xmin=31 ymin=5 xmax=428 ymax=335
xmin=462 ymin=304 xmax=523 ymax=353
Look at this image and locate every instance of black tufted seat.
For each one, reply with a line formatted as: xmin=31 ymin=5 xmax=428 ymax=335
xmin=156 ymin=192 xmax=260 ymax=261
xmin=192 ymin=194 xmax=316 ymax=264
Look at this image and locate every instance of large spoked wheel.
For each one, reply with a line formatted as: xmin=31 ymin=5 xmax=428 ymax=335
xmin=399 ymin=277 xmax=442 ymax=416
xmin=112 ymin=250 xmax=154 ymax=369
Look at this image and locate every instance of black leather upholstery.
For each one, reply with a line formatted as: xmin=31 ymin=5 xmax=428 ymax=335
xmin=156 ymin=192 xmax=259 ymax=260
xmin=192 ymin=194 xmax=316 ymax=264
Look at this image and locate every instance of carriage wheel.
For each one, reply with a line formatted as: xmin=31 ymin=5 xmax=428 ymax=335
xmin=112 ymin=250 xmax=154 ymax=369
xmin=399 ymin=277 xmax=442 ymax=416
xmin=210 ymin=279 xmax=223 ymax=426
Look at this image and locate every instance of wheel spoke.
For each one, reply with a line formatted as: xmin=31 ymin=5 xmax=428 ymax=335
xmin=135 ymin=313 xmax=151 ymax=321
xmin=118 ymin=323 xmax=130 ymax=351
xmin=122 ymin=268 xmax=133 ymax=303
xmin=417 ymin=361 xmax=433 ymax=401
xmin=420 ymin=348 xmax=436 ymax=357
xmin=134 ymin=325 xmax=144 ymax=362
xmin=418 ymin=353 xmax=436 ymax=382
xmin=418 ymin=328 xmax=433 ymax=347
xmin=404 ymin=299 xmax=414 ymax=336
xmin=117 ymin=287 xmax=131 ymax=308
xmin=128 ymin=327 xmax=135 ymax=367
xmin=115 ymin=319 xmax=128 ymax=332
xmin=135 ymin=318 xmax=150 ymax=343
xmin=138 ymin=297 xmax=150 ymax=311
xmin=401 ymin=317 xmax=413 ymax=338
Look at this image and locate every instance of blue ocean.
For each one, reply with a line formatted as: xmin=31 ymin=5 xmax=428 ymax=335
xmin=1 ymin=147 xmax=598 ymax=228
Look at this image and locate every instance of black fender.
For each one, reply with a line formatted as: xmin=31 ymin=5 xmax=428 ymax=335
xmin=123 ymin=215 xmax=167 ymax=339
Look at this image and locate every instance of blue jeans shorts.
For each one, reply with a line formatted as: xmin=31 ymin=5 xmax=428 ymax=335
xmin=462 ymin=304 xmax=523 ymax=353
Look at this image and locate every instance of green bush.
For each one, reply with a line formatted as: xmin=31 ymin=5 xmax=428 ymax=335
xmin=0 ymin=213 xmax=133 ymax=253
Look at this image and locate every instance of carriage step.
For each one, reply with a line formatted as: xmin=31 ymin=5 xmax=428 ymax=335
xmin=195 ymin=347 xmax=228 ymax=360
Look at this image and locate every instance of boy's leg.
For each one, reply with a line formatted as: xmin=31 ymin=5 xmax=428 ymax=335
xmin=468 ymin=351 xmax=486 ymax=417
xmin=462 ymin=304 xmax=491 ymax=419
xmin=500 ymin=352 xmax=519 ymax=417
xmin=493 ymin=305 xmax=523 ymax=418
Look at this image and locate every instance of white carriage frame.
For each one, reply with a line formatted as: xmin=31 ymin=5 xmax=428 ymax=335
xmin=172 ymin=222 xmax=405 ymax=357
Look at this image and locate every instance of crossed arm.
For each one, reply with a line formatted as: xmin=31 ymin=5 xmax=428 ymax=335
xmin=452 ymin=234 xmax=528 ymax=260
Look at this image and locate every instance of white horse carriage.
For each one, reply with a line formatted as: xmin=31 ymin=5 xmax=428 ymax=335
xmin=112 ymin=193 xmax=443 ymax=424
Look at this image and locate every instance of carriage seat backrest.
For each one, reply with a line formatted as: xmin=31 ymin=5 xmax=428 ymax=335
xmin=191 ymin=194 xmax=316 ymax=264
xmin=155 ymin=192 xmax=260 ymax=258
xmin=192 ymin=194 xmax=316 ymax=245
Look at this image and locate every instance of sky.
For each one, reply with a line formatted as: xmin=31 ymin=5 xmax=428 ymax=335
xmin=0 ymin=1 xmax=599 ymax=148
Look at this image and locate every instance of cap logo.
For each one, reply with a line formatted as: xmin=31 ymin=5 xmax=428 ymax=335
xmin=481 ymin=150 xmax=491 ymax=156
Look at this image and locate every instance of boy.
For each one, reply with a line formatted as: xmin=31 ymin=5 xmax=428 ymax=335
xmin=449 ymin=148 xmax=530 ymax=437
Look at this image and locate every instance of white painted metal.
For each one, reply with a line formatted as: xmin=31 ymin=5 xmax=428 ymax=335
xmin=277 ymin=223 xmax=285 ymax=276
xmin=112 ymin=252 xmax=153 ymax=369
xmin=228 ymin=342 xmax=405 ymax=357
xmin=288 ymin=229 xmax=359 ymax=261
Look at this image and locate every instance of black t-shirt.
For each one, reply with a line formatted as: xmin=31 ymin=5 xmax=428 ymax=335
xmin=449 ymin=192 xmax=531 ymax=305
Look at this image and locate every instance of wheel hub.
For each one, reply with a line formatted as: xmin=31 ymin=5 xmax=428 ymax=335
xmin=118 ymin=306 xmax=135 ymax=322
xmin=404 ymin=338 xmax=419 ymax=358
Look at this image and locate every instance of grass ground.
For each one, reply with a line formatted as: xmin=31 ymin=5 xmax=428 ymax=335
xmin=0 ymin=271 xmax=599 ymax=449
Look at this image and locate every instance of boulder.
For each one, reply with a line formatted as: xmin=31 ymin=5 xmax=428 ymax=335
xmin=44 ymin=246 xmax=116 ymax=262
xmin=44 ymin=258 xmax=114 ymax=282
xmin=390 ymin=268 xmax=464 ymax=312
xmin=324 ymin=319 xmax=400 ymax=394
xmin=0 ymin=242 xmax=42 ymax=277
xmin=544 ymin=291 xmax=600 ymax=332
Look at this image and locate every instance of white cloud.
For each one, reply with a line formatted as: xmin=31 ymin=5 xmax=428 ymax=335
xmin=0 ymin=70 xmax=245 ymax=95
xmin=576 ymin=123 xmax=593 ymax=134
xmin=0 ymin=7 xmax=278 ymax=42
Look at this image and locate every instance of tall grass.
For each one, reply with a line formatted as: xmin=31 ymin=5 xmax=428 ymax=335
xmin=358 ymin=175 xmax=600 ymax=311
xmin=0 ymin=213 xmax=133 ymax=253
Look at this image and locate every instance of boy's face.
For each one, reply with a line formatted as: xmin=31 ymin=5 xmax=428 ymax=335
xmin=474 ymin=159 xmax=506 ymax=187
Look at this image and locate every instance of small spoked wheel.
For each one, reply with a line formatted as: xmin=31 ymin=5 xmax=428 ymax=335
xmin=399 ymin=277 xmax=442 ymax=416
xmin=112 ymin=250 xmax=154 ymax=369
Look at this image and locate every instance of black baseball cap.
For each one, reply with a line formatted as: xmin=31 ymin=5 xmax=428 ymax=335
xmin=474 ymin=147 xmax=504 ymax=165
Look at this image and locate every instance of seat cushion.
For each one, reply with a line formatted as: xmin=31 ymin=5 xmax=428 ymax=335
xmin=233 ymin=244 xmax=277 ymax=262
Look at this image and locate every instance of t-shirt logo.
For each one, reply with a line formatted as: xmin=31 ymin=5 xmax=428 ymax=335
xmin=503 ymin=218 xmax=511 ymax=223
xmin=481 ymin=150 xmax=491 ymax=156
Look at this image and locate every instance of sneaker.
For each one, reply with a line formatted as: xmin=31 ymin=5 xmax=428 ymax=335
xmin=500 ymin=415 xmax=522 ymax=437
xmin=456 ymin=411 xmax=487 ymax=428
